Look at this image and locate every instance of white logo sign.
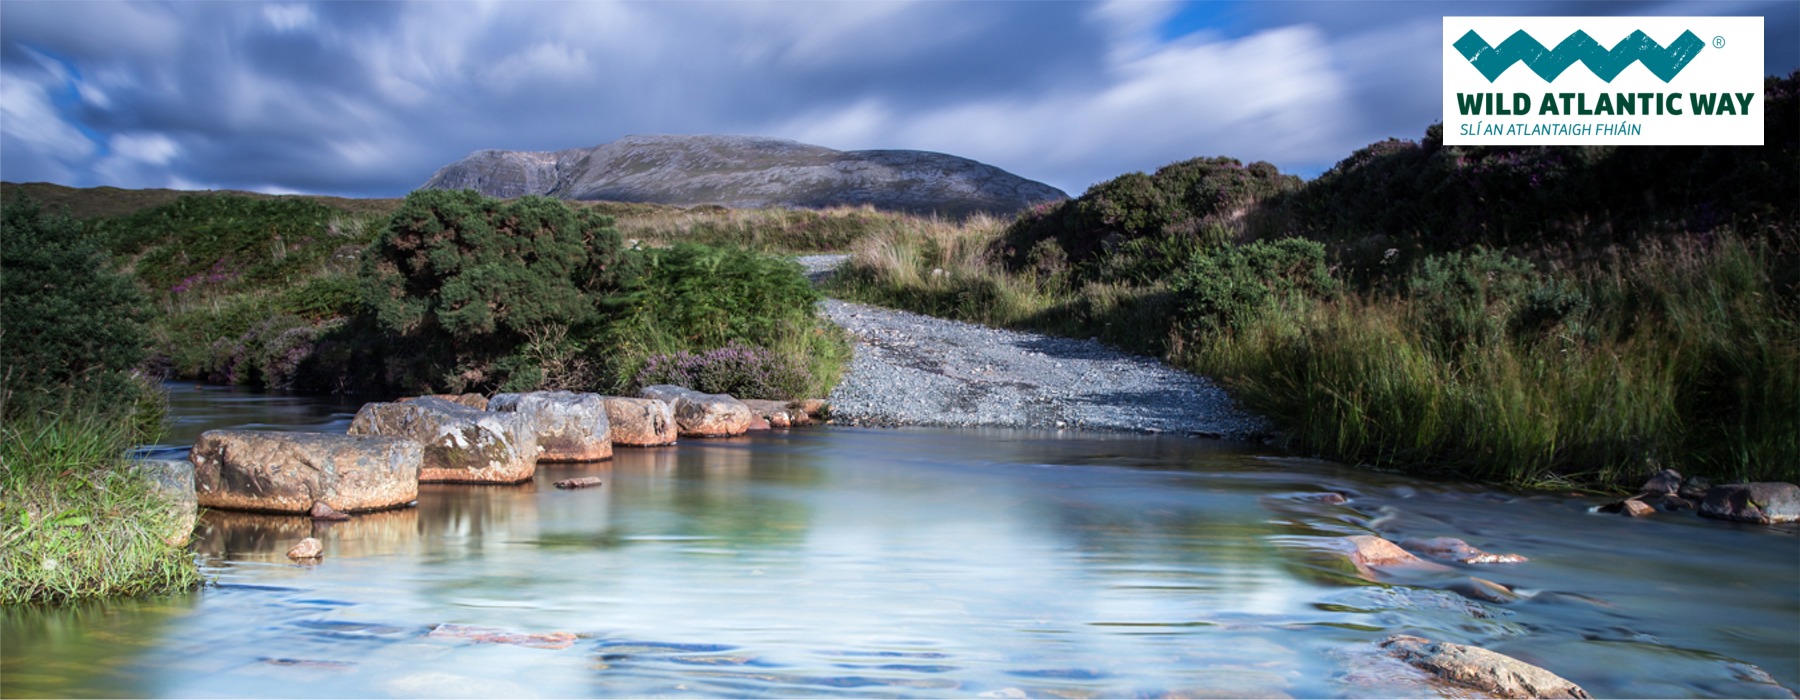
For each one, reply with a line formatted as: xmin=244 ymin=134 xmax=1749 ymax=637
xmin=1443 ymin=16 xmax=1764 ymax=145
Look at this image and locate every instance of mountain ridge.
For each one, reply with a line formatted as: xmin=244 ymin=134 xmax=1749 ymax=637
xmin=420 ymin=134 xmax=1068 ymax=217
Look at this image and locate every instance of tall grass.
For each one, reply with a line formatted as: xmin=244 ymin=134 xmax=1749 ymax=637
xmin=1186 ymin=233 xmax=1798 ymax=486
xmin=618 ymin=204 xmax=977 ymax=253
xmin=1 ymin=394 xmax=200 ymax=605
xmin=829 ymin=213 xmax=1798 ymax=488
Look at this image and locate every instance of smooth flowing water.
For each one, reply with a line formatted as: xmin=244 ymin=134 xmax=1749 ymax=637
xmin=2 ymin=383 xmax=1796 ymax=698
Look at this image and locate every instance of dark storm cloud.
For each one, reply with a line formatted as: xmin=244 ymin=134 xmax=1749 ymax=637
xmin=2 ymin=1 xmax=1796 ymax=197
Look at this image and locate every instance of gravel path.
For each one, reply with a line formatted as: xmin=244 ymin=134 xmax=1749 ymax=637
xmin=798 ymin=255 xmax=1268 ymax=439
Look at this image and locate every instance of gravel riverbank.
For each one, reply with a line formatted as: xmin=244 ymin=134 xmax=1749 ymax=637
xmin=797 ymin=255 xmax=1268 ymax=439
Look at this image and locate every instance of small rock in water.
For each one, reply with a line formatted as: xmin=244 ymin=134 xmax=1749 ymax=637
xmin=1399 ymin=537 xmax=1527 ymax=564
xmin=309 ymin=501 xmax=352 ymax=521
xmin=1640 ymin=468 xmax=1683 ymax=497
xmin=1678 ymin=475 xmax=1713 ymax=501
xmin=1699 ymin=482 xmax=1800 ymax=525
xmin=1622 ymin=499 xmax=1656 ymax=517
xmin=287 ymin=537 xmax=323 ymax=560
xmin=427 ymin=623 xmax=576 ymax=649
xmin=553 ymin=477 xmax=604 ymax=490
xmin=1444 ymin=577 xmax=1523 ymax=604
xmin=1379 ymin=634 xmax=1590 ymax=698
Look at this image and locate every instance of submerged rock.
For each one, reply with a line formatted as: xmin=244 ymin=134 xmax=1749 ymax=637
xmin=426 ymin=623 xmax=576 ymax=649
xmin=602 ymin=397 xmax=678 ymax=446
xmin=490 ymin=391 xmax=613 ymax=462
xmin=287 ymin=537 xmax=323 ymax=560
xmin=1399 ymin=537 xmax=1528 ymax=564
xmin=1640 ymin=468 xmax=1683 ymax=497
xmin=1379 ymin=635 xmax=1590 ymax=698
xmin=191 ymin=430 xmax=422 ymax=513
xmin=349 ymin=397 xmax=537 ymax=483
xmin=309 ymin=501 xmax=352 ymax=521
xmin=553 ymin=476 xmax=604 ymax=490
xmin=133 ymin=458 xmax=198 ymax=547
xmin=1699 ymin=482 xmax=1800 ymax=524
xmin=640 ymin=385 xmax=753 ymax=437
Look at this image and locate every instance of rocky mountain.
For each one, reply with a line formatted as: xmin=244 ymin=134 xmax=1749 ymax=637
xmin=419 ymin=134 xmax=1067 ymax=217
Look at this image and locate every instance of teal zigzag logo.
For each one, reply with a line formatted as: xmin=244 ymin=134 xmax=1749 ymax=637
xmin=1454 ymin=29 xmax=1706 ymax=83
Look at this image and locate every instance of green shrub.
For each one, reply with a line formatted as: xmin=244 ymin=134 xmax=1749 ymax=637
xmin=617 ymin=243 xmax=820 ymax=349
xmin=1403 ymin=248 xmax=1542 ymax=355
xmin=1170 ymin=239 xmax=1337 ymax=335
xmin=1 ymin=195 xmax=150 ymax=406
xmin=358 ymin=190 xmax=626 ymax=392
xmin=998 ymin=156 xmax=1300 ymax=282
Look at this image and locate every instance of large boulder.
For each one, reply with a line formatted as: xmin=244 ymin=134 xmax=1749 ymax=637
xmin=399 ymin=393 xmax=489 ymax=410
xmin=1699 ymin=482 xmax=1800 ymax=524
xmin=640 ymin=385 xmax=752 ymax=438
xmin=490 ymin=391 xmax=612 ymax=462
xmin=603 ymin=397 xmax=678 ymax=446
xmin=1379 ymin=635 xmax=1590 ymax=698
xmin=133 ymin=458 xmax=198 ymax=546
xmin=348 ymin=397 xmax=537 ymax=483
xmin=190 ymin=430 xmax=423 ymax=513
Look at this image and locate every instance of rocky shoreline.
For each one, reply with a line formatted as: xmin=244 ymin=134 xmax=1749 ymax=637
xmin=798 ymin=255 xmax=1268 ymax=439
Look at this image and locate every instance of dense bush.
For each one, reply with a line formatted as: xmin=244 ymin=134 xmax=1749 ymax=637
xmin=998 ymin=157 xmax=1301 ymax=282
xmin=634 ymin=342 xmax=813 ymax=399
xmin=358 ymin=190 xmax=627 ymax=392
xmin=614 ymin=243 xmax=820 ymax=349
xmin=1 ymin=195 xmax=151 ymax=407
xmin=1170 ymin=239 xmax=1337 ymax=335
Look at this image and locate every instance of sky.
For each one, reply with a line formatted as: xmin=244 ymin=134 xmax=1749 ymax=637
xmin=3 ymin=0 xmax=1796 ymax=199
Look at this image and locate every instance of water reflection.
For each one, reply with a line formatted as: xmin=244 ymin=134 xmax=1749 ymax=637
xmin=2 ymin=385 xmax=1796 ymax=698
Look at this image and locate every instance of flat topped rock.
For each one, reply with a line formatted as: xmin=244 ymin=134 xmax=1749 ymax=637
xmin=490 ymin=391 xmax=613 ymax=462
xmin=349 ymin=397 xmax=538 ymax=483
xmin=602 ymin=397 xmax=678 ymax=446
xmin=640 ymin=385 xmax=752 ymax=438
xmin=191 ymin=430 xmax=422 ymax=514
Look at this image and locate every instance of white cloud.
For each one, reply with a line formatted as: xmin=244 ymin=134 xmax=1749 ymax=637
xmin=109 ymin=132 xmax=181 ymax=166
xmin=263 ymin=4 xmax=317 ymax=33
xmin=479 ymin=42 xmax=592 ymax=91
xmin=0 ymin=69 xmax=98 ymax=164
xmin=774 ymin=23 xmax=1355 ymax=193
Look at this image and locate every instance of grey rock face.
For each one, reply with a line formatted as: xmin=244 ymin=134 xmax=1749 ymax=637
xmin=490 ymin=391 xmax=613 ymax=462
xmin=420 ymin=134 xmax=1068 ymax=217
xmin=348 ymin=397 xmax=538 ymax=483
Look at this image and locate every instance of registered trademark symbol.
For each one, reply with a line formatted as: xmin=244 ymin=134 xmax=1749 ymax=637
xmin=1713 ymin=35 xmax=1726 ymax=49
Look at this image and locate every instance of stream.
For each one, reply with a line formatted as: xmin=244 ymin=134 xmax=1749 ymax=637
xmin=1 ymin=382 xmax=1795 ymax=698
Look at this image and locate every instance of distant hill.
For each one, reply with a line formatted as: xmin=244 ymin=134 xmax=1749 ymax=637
xmin=419 ymin=134 xmax=1069 ymax=217
xmin=0 ymin=182 xmax=403 ymax=220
